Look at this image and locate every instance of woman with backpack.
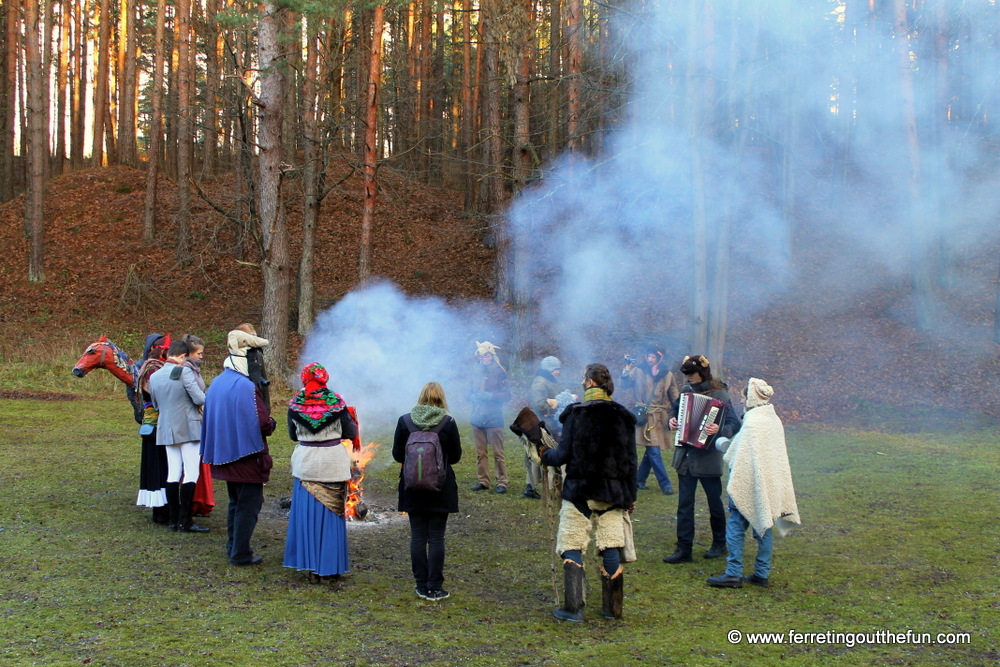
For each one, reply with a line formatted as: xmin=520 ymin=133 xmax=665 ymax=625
xmin=283 ymin=363 xmax=358 ymax=583
xmin=393 ymin=382 xmax=462 ymax=601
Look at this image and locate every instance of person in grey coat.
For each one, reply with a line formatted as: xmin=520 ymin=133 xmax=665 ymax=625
xmin=149 ymin=339 xmax=208 ymax=533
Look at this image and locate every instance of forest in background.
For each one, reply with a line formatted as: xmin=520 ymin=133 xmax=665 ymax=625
xmin=4 ymin=0 xmax=1000 ymax=421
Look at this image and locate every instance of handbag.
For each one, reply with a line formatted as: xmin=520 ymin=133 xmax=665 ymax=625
xmin=633 ymin=404 xmax=648 ymax=426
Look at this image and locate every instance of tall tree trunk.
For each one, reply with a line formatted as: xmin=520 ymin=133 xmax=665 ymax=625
xmin=201 ymin=0 xmax=220 ymax=178
xmin=358 ymin=3 xmax=384 ymax=284
xmin=460 ymin=0 xmax=473 ymax=208
xmin=117 ymin=0 xmax=138 ymax=167
xmin=55 ymin=0 xmax=69 ymax=174
xmin=142 ymin=0 xmax=167 ymax=243
xmin=687 ymin=0 xmax=708 ymax=352
xmin=70 ymin=0 xmax=85 ymax=169
xmin=25 ymin=0 xmax=46 ymax=282
xmin=892 ymin=0 xmax=933 ymax=331
xmin=477 ymin=10 xmax=501 ymax=215
xmin=545 ymin=0 xmax=561 ymax=159
xmin=1 ymin=0 xmax=17 ymax=201
xmin=564 ymin=0 xmax=581 ymax=150
xmin=298 ymin=20 xmax=324 ymax=334
xmin=175 ymin=0 xmax=192 ymax=263
xmin=258 ymin=0 xmax=291 ymax=384
xmin=92 ymin=0 xmax=111 ymax=165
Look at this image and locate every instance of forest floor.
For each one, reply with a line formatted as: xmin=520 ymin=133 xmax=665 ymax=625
xmin=1 ymin=162 xmax=1000 ymax=426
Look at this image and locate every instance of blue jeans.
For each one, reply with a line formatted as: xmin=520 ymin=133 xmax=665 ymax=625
xmin=637 ymin=446 xmax=672 ymax=492
xmin=725 ymin=503 xmax=773 ymax=578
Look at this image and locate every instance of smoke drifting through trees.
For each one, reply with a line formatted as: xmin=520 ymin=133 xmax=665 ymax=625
xmin=304 ymin=0 xmax=1000 ymax=425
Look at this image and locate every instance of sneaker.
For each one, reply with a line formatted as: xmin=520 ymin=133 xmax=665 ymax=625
xmin=416 ymin=587 xmax=431 ymax=600
xmin=636 ymin=483 xmax=649 ymax=490
xmin=426 ymin=589 xmax=450 ymax=600
xmin=495 ymin=485 xmax=507 ymax=494
xmin=523 ymin=487 xmax=541 ymax=499
xmin=662 ymin=487 xmax=674 ymax=496
xmin=470 ymin=482 xmax=489 ymax=491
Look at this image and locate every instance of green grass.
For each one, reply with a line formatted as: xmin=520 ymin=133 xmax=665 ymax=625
xmin=0 ymin=396 xmax=997 ymax=666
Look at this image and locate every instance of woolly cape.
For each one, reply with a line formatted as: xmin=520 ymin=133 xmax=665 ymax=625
xmin=200 ymin=369 xmax=265 ymax=465
xmin=724 ymin=403 xmax=801 ymax=536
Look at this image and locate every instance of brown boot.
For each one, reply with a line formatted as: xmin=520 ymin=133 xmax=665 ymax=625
xmin=553 ymin=560 xmax=586 ymax=622
xmin=600 ymin=565 xmax=624 ymax=620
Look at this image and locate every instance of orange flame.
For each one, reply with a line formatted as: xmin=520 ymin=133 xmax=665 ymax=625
xmin=344 ymin=441 xmax=379 ymax=520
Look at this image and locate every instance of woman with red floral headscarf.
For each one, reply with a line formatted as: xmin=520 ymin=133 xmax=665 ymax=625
xmin=283 ymin=363 xmax=358 ymax=583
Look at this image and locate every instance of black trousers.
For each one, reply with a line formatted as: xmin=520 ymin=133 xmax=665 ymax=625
xmin=226 ymin=482 xmax=264 ymax=564
xmin=675 ymin=473 xmax=726 ymax=549
xmin=408 ymin=511 xmax=449 ymax=591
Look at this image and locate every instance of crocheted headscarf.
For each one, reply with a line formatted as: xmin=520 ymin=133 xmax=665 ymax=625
xmin=288 ymin=362 xmax=347 ymax=432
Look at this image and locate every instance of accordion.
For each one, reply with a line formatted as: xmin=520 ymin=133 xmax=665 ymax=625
xmin=673 ymin=392 xmax=726 ymax=449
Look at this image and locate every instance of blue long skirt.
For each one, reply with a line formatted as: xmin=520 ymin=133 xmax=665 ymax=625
xmin=283 ymin=478 xmax=350 ymax=576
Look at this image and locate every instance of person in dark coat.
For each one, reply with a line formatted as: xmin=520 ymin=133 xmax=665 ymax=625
xmin=393 ymin=382 xmax=462 ymax=602
xmin=200 ymin=367 xmax=276 ymax=566
xmin=540 ymin=364 xmax=637 ymax=622
xmin=664 ymin=354 xmax=742 ymax=564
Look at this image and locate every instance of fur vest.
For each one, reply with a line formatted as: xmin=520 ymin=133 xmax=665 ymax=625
xmin=542 ymin=399 xmax=638 ymax=508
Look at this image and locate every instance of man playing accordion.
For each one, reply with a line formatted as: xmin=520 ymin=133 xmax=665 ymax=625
xmin=663 ymin=355 xmax=741 ymax=564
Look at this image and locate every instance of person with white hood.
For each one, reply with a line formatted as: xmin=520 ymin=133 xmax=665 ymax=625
xmin=707 ymin=378 xmax=801 ymax=588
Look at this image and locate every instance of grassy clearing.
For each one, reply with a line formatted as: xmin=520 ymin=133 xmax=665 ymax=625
xmin=0 ymin=396 xmax=997 ymax=667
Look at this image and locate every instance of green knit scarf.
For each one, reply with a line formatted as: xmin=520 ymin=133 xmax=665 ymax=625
xmin=583 ymin=387 xmax=612 ymax=402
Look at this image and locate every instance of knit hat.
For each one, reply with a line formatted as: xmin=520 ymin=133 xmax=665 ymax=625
xmin=679 ymin=354 xmax=712 ymax=380
xmin=540 ymin=356 xmax=561 ymax=372
xmin=745 ymin=377 xmax=774 ymax=409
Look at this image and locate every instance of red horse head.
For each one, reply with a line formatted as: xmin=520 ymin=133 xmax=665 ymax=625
xmin=73 ymin=335 xmax=137 ymax=387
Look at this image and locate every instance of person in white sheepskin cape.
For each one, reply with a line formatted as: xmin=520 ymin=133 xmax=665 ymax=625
xmin=707 ymin=378 xmax=800 ymax=588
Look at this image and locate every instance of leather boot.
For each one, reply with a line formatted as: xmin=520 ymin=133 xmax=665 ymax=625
xmin=151 ymin=505 xmax=170 ymax=525
xmin=553 ymin=560 xmax=586 ymax=622
xmin=600 ymin=566 xmax=624 ymax=620
xmin=178 ymin=482 xmax=210 ymax=533
xmin=704 ymin=543 xmax=728 ymax=559
xmin=663 ymin=547 xmax=692 ymax=563
xmin=165 ymin=483 xmax=180 ymax=531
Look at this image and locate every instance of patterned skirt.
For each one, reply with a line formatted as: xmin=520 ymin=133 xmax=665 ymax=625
xmin=283 ymin=478 xmax=350 ymax=576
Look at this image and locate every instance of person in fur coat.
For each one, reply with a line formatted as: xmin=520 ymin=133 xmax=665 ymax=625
xmin=707 ymin=378 xmax=800 ymax=588
xmin=664 ymin=354 xmax=742 ymax=563
xmin=541 ymin=364 xmax=637 ymax=622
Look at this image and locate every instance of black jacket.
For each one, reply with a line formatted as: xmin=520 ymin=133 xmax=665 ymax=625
xmin=542 ymin=399 xmax=638 ymax=508
xmin=392 ymin=415 xmax=462 ymax=513
xmin=669 ymin=379 xmax=741 ymax=477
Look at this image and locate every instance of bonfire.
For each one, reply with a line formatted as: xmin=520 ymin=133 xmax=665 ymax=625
xmin=345 ymin=442 xmax=379 ymax=521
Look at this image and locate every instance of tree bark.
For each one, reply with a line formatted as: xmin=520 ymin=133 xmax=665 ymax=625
xmin=142 ymin=0 xmax=167 ymax=243
xmin=175 ymin=0 xmax=192 ymax=263
xmin=70 ymin=0 xmax=85 ymax=169
xmin=298 ymin=19 xmax=324 ymax=334
xmin=358 ymin=3 xmax=384 ymax=284
xmin=117 ymin=0 xmax=138 ymax=167
xmin=54 ymin=0 xmax=69 ymax=174
xmin=92 ymin=0 xmax=111 ymax=165
xmin=258 ymin=0 xmax=291 ymax=383
xmin=25 ymin=0 xmax=46 ymax=282
xmin=564 ymin=0 xmax=581 ymax=151
xmin=201 ymin=0 xmax=220 ymax=178
xmin=1 ymin=0 xmax=18 ymax=201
